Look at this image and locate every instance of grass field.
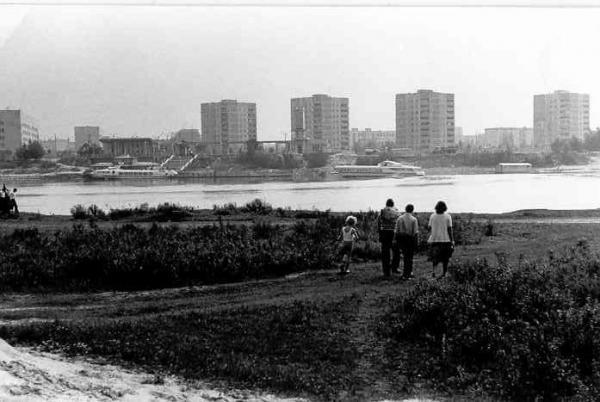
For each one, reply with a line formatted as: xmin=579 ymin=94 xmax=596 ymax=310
xmin=1 ymin=208 xmax=600 ymax=401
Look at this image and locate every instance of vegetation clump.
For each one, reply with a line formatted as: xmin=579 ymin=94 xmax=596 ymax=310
xmin=380 ymin=240 xmax=600 ymax=400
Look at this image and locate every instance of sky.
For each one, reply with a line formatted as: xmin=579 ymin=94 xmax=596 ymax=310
xmin=1 ymin=5 xmax=600 ymax=140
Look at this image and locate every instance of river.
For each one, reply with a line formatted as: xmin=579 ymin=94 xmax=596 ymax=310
xmin=9 ymin=163 xmax=600 ymax=215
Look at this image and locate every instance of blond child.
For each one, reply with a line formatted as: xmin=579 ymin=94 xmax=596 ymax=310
xmin=337 ymin=215 xmax=359 ymax=274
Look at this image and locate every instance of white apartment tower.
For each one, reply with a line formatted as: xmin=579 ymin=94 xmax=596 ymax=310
xmin=201 ymin=100 xmax=257 ymax=155
xmin=396 ymin=90 xmax=455 ymax=152
xmin=290 ymin=94 xmax=349 ymax=153
xmin=533 ymin=90 xmax=590 ymax=150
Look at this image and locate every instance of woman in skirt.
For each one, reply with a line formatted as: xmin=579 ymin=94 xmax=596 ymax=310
xmin=427 ymin=201 xmax=454 ymax=278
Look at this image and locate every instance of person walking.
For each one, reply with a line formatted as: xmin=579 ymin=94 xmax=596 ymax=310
xmin=377 ymin=198 xmax=400 ymax=277
xmin=337 ymin=215 xmax=359 ymax=274
xmin=428 ymin=200 xmax=454 ymax=278
xmin=395 ymin=204 xmax=419 ymax=280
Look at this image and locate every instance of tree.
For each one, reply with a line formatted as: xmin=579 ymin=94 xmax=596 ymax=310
xmin=304 ymin=152 xmax=329 ymax=168
xmin=15 ymin=141 xmax=45 ymax=160
xmin=78 ymin=142 xmax=103 ymax=157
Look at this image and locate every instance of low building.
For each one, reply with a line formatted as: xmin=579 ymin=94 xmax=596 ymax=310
xmin=0 ymin=109 xmax=40 ymax=154
xmin=74 ymin=126 xmax=101 ymax=150
xmin=350 ymin=128 xmax=395 ymax=149
xmin=481 ymin=127 xmax=534 ymax=151
xmin=99 ymin=137 xmax=159 ymax=160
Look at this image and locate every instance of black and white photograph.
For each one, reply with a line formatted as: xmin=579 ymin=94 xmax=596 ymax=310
xmin=0 ymin=0 xmax=600 ymax=400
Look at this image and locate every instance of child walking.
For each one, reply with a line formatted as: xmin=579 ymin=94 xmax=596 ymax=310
xmin=338 ymin=215 xmax=359 ymax=274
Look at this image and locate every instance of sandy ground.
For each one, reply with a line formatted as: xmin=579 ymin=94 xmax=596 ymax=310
xmin=0 ymin=338 xmax=310 ymax=402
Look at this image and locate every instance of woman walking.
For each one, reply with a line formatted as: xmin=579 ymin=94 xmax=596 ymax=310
xmin=428 ymin=201 xmax=454 ymax=278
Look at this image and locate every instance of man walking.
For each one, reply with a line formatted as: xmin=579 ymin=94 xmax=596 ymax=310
xmin=377 ymin=198 xmax=400 ymax=277
xmin=395 ymin=204 xmax=419 ymax=280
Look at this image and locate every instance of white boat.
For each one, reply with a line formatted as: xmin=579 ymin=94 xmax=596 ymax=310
xmin=84 ymin=162 xmax=178 ymax=180
xmin=334 ymin=160 xmax=425 ymax=178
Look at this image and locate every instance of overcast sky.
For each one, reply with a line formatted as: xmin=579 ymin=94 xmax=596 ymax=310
xmin=1 ymin=5 xmax=600 ymax=140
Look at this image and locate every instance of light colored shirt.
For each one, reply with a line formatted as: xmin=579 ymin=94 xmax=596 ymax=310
xmin=341 ymin=226 xmax=359 ymax=242
xmin=428 ymin=212 xmax=452 ymax=243
xmin=395 ymin=213 xmax=419 ymax=236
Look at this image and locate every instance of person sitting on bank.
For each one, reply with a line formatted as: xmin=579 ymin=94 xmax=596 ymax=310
xmin=377 ymin=198 xmax=400 ymax=277
xmin=395 ymin=203 xmax=419 ymax=280
xmin=428 ymin=200 xmax=454 ymax=278
xmin=9 ymin=188 xmax=18 ymax=215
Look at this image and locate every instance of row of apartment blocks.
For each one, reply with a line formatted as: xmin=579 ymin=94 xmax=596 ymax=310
xmin=0 ymin=89 xmax=591 ymax=158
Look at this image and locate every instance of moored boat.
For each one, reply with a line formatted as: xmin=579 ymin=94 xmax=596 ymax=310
xmin=83 ymin=162 xmax=178 ymax=180
xmin=334 ymin=160 xmax=425 ymax=178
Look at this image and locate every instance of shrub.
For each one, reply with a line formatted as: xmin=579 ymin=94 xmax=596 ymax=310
xmin=380 ymin=241 xmax=600 ymax=400
xmin=70 ymin=204 xmax=88 ymax=220
xmin=87 ymin=204 xmax=106 ymax=220
xmin=241 ymin=199 xmax=272 ymax=215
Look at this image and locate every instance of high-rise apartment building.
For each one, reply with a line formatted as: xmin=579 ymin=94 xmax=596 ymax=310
xmin=201 ymin=100 xmax=257 ymax=155
xmin=0 ymin=110 xmax=40 ymax=154
xmin=396 ymin=90 xmax=455 ymax=152
xmin=533 ymin=90 xmax=590 ymax=150
xmin=290 ymin=94 xmax=349 ymax=153
xmin=74 ymin=126 xmax=101 ymax=150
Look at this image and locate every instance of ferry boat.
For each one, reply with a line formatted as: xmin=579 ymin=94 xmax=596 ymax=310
xmin=334 ymin=160 xmax=425 ymax=178
xmin=83 ymin=162 xmax=179 ymax=180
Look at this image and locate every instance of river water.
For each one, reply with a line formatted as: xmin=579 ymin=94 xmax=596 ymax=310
xmin=10 ymin=163 xmax=600 ymax=215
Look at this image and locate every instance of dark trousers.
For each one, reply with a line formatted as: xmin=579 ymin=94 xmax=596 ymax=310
xmin=397 ymin=234 xmax=417 ymax=278
xmin=380 ymin=231 xmax=400 ymax=276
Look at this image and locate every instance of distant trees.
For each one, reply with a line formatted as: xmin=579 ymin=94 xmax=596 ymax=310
xmin=15 ymin=141 xmax=45 ymax=160
xmin=304 ymin=152 xmax=329 ymax=168
xmin=584 ymin=129 xmax=600 ymax=151
xmin=78 ymin=143 xmax=104 ymax=157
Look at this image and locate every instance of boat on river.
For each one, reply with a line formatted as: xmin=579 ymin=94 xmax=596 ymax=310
xmin=334 ymin=160 xmax=425 ymax=178
xmin=83 ymin=162 xmax=178 ymax=180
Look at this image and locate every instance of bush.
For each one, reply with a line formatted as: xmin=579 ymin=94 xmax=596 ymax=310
xmin=304 ymin=152 xmax=329 ymax=168
xmin=241 ymin=199 xmax=273 ymax=215
xmin=380 ymin=240 xmax=600 ymax=400
xmin=70 ymin=204 xmax=88 ymax=220
xmin=87 ymin=204 xmax=106 ymax=220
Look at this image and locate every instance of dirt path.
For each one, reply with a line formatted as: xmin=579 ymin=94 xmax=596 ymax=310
xmin=0 ymin=338 xmax=310 ymax=402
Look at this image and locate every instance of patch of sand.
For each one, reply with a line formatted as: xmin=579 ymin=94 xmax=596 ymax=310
xmin=0 ymin=338 xmax=308 ymax=401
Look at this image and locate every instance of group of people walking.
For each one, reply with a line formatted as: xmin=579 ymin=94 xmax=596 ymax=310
xmin=0 ymin=185 xmax=19 ymax=216
xmin=338 ymin=199 xmax=454 ymax=279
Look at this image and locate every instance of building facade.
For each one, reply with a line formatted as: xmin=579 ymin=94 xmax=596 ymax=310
xmin=350 ymin=128 xmax=395 ymax=149
xmin=99 ymin=137 xmax=159 ymax=160
xmin=201 ymin=100 xmax=257 ymax=155
xmin=0 ymin=110 xmax=40 ymax=153
xmin=396 ymin=90 xmax=455 ymax=152
xmin=290 ymin=94 xmax=349 ymax=153
xmin=74 ymin=126 xmax=101 ymax=150
xmin=481 ymin=127 xmax=534 ymax=150
xmin=533 ymin=90 xmax=590 ymax=150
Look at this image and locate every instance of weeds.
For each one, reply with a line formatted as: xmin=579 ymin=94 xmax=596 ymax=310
xmin=380 ymin=240 xmax=600 ymax=400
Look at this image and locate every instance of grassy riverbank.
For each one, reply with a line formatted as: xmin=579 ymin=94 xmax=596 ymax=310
xmin=1 ymin=206 xmax=600 ymax=400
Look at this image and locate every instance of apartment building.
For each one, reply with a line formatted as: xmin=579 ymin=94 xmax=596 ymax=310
xmin=0 ymin=109 xmax=40 ymax=154
xmin=533 ymin=90 xmax=590 ymax=150
xmin=290 ymin=94 xmax=349 ymax=153
xmin=396 ymin=90 xmax=455 ymax=152
xmin=74 ymin=126 xmax=101 ymax=151
xmin=201 ymin=100 xmax=257 ymax=155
